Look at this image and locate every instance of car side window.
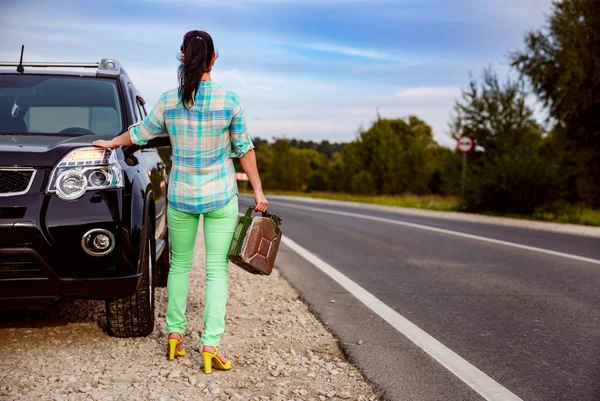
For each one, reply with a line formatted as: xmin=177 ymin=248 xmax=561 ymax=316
xmin=128 ymin=83 xmax=140 ymax=122
xmin=137 ymin=97 xmax=147 ymax=118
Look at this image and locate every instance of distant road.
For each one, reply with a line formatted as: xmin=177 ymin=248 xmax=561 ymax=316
xmin=240 ymin=195 xmax=600 ymax=401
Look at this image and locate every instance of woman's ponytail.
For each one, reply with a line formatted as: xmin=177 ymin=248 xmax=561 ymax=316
xmin=178 ymin=30 xmax=216 ymax=109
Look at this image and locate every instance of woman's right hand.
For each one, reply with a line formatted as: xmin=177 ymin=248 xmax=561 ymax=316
xmin=92 ymin=139 xmax=118 ymax=149
xmin=253 ymin=189 xmax=268 ymax=213
xmin=92 ymin=130 xmax=133 ymax=149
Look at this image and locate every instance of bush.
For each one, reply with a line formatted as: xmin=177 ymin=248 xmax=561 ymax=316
xmin=462 ymin=142 xmax=559 ymax=215
xmin=351 ymin=170 xmax=376 ymax=195
xmin=307 ymin=171 xmax=330 ymax=192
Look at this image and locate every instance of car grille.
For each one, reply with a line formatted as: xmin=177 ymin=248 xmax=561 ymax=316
xmin=0 ymin=255 xmax=46 ymax=279
xmin=0 ymin=169 xmax=36 ymax=196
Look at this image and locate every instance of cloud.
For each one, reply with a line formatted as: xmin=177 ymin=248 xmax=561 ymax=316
xmin=238 ymin=88 xmax=460 ymax=146
xmin=289 ymin=42 xmax=397 ymax=61
xmin=143 ymin=0 xmax=396 ymax=4
xmin=252 ymin=119 xmax=353 ymax=140
xmin=396 ymin=86 xmax=461 ymax=99
xmin=276 ymin=40 xmax=429 ymax=65
xmin=121 ymin=68 xmax=459 ymax=146
xmin=1 ymin=0 xmax=553 ymax=150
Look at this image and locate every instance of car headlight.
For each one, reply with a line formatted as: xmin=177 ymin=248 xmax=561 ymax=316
xmin=47 ymin=147 xmax=123 ymax=201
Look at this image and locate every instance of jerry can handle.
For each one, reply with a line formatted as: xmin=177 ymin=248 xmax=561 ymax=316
xmin=244 ymin=206 xmax=282 ymax=225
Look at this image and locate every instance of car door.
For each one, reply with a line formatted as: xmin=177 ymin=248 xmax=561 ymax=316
xmin=132 ymin=89 xmax=168 ymax=241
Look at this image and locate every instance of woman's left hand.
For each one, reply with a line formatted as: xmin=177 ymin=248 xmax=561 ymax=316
xmin=254 ymin=189 xmax=268 ymax=213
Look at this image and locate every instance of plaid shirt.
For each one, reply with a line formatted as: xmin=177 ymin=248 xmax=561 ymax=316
xmin=129 ymin=81 xmax=254 ymax=214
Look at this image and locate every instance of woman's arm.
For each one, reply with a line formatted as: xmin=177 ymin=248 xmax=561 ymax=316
xmin=92 ymin=130 xmax=133 ymax=149
xmin=239 ymin=149 xmax=268 ymax=212
xmin=95 ymin=93 xmax=168 ymax=149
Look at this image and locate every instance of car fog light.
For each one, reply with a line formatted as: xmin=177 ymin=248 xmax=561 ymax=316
xmin=56 ymin=170 xmax=87 ymax=200
xmin=82 ymin=229 xmax=115 ymax=256
xmin=93 ymin=234 xmax=110 ymax=250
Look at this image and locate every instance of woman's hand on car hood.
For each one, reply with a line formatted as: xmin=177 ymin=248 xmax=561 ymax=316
xmin=92 ymin=139 xmax=118 ymax=148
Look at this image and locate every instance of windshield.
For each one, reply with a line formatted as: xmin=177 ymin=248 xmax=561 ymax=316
xmin=0 ymin=74 xmax=124 ymax=136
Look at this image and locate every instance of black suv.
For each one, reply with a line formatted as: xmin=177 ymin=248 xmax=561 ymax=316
xmin=0 ymin=58 xmax=171 ymax=337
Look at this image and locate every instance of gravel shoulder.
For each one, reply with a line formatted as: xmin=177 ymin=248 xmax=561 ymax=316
xmin=267 ymin=195 xmax=600 ymax=238
xmin=0 ymin=225 xmax=378 ymax=401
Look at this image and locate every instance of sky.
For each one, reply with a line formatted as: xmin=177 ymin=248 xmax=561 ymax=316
xmin=0 ymin=0 xmax=554 ymax=147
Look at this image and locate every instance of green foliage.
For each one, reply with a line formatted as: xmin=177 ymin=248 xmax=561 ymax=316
xmin=287 ymin=139 xmax=346 ymax=160
xmin=248 ymin=117 xmax=462 ymax=198
xmin=307 ymin=171 xmax=329 ymax=191
xmin=450 ymin=68 xmax=560 ymax=214
xmin=463 ymin=142 xmax=559 ymax=214
xmin=231 ymin=0 xmax=599 ymax=223
xmin=450 ymin=67 xmax=542 ymax=152
xmin=511 ymin=0 xmax=600 ymax=206
xmin=511 ymin=0 xmax=600 ymax=125
xmin=327 ymin=116 xmax=452 ymax=195
xmin=429 ymin=147 xmax=462 ymax=195
xmin=351 ymin=170 xmax=376 ymax=195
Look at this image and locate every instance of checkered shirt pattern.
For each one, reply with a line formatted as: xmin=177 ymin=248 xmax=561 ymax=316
xmin=129 ymin=81 xmax=254 ymax=214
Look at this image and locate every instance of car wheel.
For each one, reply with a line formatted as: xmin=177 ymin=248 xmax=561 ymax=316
xmin=105 ymin=217 xmax=155 ymax=337
xmin=156 ymin=230 xmax=170 ymax=288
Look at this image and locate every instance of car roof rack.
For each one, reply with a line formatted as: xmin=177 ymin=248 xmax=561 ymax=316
xmin=0 ymin=62 xmax=99 ymax=68
xmin=0 ymin=58 xmax=123 ymax=77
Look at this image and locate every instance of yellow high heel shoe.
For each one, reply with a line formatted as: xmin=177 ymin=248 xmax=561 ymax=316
xmin=167 ymin=333 xmax=185 ymax=360
xmin=202 ymin=346 xmax=232 ymax=374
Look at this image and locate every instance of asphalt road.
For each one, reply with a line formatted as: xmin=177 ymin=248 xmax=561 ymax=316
xmin=239 ymin=195 xmax=600 ymax=401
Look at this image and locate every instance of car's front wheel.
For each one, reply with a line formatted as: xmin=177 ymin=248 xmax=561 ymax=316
xmin=105 ymin=217 xmax=155 ymax=337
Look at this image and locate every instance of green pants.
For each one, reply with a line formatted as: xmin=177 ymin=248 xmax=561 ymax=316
xmin=165 ymin=196 xmax=238 ymax=347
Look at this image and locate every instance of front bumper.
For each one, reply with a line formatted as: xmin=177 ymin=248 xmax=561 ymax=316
xmin=0 ymin=247 xmax=141 ymax=300
xmin=0 ymin=183 xmax=140 ymax=301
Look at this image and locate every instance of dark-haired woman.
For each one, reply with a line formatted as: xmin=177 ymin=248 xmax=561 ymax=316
xmin=93 ymin=30 xmax=267 ymax=374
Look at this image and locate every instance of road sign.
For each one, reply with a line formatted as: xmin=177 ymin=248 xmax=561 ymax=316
xmin=457 ymin=136 xmax=474 ymax=153
xmin=235 ymin=172 xmax=249 ymax=181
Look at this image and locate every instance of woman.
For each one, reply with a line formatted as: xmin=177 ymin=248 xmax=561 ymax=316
xmin=93 ymin=29 xmax=268 ymax=374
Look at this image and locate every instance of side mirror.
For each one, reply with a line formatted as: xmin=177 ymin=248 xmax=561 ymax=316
xmin=123 ymin=135 xmax=170 ymax=159
xmin=143 ymin=135 xmax=171 ymax=149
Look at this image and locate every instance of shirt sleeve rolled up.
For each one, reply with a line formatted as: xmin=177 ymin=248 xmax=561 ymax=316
xmin=229 ymin=97 xmax=255 ymax=158
xmin=129 ymin=93 xmax=168 ymax=146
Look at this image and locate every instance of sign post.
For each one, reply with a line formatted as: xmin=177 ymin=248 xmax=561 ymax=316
xmin=457 ymin=136 xmax=474 ymax=196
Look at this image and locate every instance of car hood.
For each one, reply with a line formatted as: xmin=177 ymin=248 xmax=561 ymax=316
xmin=0 ymin=134 xmax=114 ymax=167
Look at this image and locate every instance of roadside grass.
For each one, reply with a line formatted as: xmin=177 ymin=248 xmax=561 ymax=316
xmin=532 ymin=208 xmax=600 ymax=227
xmin=249 ymin=190 xmax=461 ymax=211
xmin=243 ymin=190 xmax=600 ymax=227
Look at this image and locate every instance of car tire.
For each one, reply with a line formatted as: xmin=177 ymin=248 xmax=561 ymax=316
xmin=156 ymin=231 xmax=170 ymax=288
xmin=105 ymin=216 xmax=155 ymax=337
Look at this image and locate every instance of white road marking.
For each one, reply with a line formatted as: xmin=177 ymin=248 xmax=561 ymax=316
xmin=281 ymin=235 xmax=524 ymax=401
xmin=271 ymin=201 xmax=600 ymax=266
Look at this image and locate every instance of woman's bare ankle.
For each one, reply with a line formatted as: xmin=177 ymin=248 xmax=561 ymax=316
xmin=202 ymin=346 xmax=227 ymax=363
xmin=168 ymin=333 xmax=183 ymax=341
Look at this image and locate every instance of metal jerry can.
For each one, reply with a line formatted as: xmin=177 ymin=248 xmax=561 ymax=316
xmin=228 ymin=207 xmax=283 ymax=275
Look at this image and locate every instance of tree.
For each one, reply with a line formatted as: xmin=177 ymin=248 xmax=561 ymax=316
xmin=328 ymin=142 xmax=363 ymax=193
xmin=270 ymin=139 xmax=299 ymax=191
xmin=327 ymin=116 xmax=442 ymax=195
xmin=511 ymin=0 xmax=600 ymax=206
xmin=449 ymin=67 xmax=542 ymax=152
xmin=450 ymin=68 xmax=559 ymax=214
xmin=429 ymin=147 xmax=462 ymax=195
xmin=287 ymin=139 xmax=346 ymax=159
xmin=362 ymin=116 xmax=440 ymax=195
xmin=463 ymin=142 xmax=559 ymax=214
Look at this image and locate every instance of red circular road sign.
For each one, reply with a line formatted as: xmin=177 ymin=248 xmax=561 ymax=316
xmin=457 ymin=136 xmax=474 ymax=153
